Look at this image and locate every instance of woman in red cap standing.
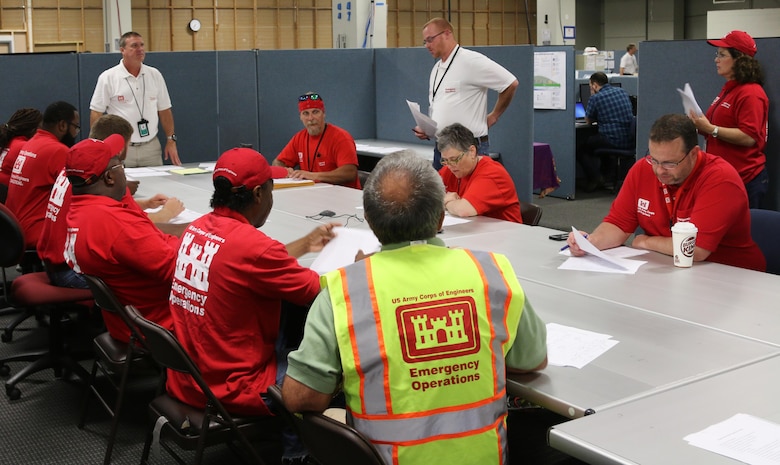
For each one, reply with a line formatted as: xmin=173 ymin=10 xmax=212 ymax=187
xmin=690 ymin=30 xmax=768 ymax=209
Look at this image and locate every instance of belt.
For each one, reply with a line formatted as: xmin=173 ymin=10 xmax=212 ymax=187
xmin=476 ymin=135 xmax=489 ymax=144
xmin=130 ymin=139 xmax=154 ymax=146
xmin=46 ymin=262 xmax=72 ymax=273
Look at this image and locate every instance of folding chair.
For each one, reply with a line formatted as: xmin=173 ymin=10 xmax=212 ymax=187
xmin=121 ymin=305 xmax=282 ymax=465
xmin=267 ymin=384 xmax=385 ymax=465
xmin=78 ymin=274 xmax=157 ymax=465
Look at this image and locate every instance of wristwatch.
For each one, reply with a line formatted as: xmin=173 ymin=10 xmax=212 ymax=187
xmin=167 ymin=134 xmax=177 ymax=142
xmin=711 ymin=126 xmax=719 ymax=139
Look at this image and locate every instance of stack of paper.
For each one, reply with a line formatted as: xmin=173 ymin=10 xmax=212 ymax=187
xmin=677 ymin=82 xmax=703 ymax=117
xmin=273 ymin=178 xmax=315 ymax=189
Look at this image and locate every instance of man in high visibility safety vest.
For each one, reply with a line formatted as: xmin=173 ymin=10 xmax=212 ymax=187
xmin=282 ymin=151 xmax=548 ymax=464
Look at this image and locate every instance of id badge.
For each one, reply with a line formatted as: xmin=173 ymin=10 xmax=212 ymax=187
xmin=137 ymin=119 xmax=150 ymax=137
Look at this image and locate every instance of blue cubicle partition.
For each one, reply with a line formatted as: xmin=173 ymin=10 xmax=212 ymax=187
xmin=217 ymin=50 xmax=260 ymax=154
xmin=256 ymin=48 xmax=376 ymax=162
xmin=374 ymin=45 xmax=535 ymax=203
xmin=533 ymin=46 xmax=575 ymax=200
xmin=79 ymin=52 xmax=222 ymax=161
xmin=638 ymin=38 xmax=779 ymax=210
xmin=0 ymin=52 xmax=80 ymax=125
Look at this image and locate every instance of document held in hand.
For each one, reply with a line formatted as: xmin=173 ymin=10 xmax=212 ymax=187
xmin=677 ymin=83 xmax=703 ymax=117
xmin=406 ymin=100 xmax=437 ymax=138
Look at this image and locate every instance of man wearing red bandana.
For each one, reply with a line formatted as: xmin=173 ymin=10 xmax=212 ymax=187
xmin=272 ymin=92 xmax=360 ymax=189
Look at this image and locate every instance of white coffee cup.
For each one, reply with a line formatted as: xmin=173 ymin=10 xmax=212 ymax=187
xmin=671 ymin=222 xmax=698 ymax=267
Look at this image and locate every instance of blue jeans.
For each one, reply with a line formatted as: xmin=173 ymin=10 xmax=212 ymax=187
xmin=433 ymin=139 xmax=490 ymax=170
xmin=745 ymin=167 xmax=769 ymax=210
xmin=47 ymin=268 xmax=89 ymax=289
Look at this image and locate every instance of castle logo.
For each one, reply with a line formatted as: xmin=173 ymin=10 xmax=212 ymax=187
xmin=396 ymin=297 xmax=480 ymax=363
xmin=174 ymin=231 xmax=221 ymax=292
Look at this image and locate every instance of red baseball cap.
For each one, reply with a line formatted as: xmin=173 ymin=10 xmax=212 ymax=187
xmin=213 ymin=147 xmax=287 ymax=189
xmin=65 ymin=134 xmax=126 ymax=186
xmin=707 ymin=30 xmax=757 ymax=57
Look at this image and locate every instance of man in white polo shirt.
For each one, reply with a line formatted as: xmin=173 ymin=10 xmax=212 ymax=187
xmin=89 ymin=31 xmax=181 ymax=167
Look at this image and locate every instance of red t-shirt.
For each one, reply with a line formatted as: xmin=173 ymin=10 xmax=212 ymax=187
xmin=65 ymin=194 xmax=180 ymax=342
xmin=0 ymin=136 xmax=29 ymax=187
xmin=6 ymin=130 xmax=68 ymax=248
xmin=166 ymin=207 xmax=320 ymax=415
xmin=704 ymin=81 xmax=768 ymax=184
xmin=439 ymin=156 xmax=523 ymax=224
xmin=275 ymin=123 xmax=360 ymax=189
xmin=605 ymin=150 xmax=765 ymax=271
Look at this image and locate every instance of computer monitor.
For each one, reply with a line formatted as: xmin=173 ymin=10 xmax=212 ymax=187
xmin=579 ymin=83 xmax=592 ymax=107
xmin=574 ymin=102 xmax=586 ymax=120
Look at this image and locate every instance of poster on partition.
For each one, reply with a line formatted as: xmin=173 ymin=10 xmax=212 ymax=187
xmin=533 ymin=51 xmax=567 ymax=110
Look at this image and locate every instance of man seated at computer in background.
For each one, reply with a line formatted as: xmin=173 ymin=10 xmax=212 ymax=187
xmin=566 ymin=114 xmax=765 ymax=272
xmin=272 ymin=92 xmax=360 ymax=189
xmin=64 ymin=135 xmax=183 ymax=342
xmin=281 ymin=151 xmax=548 ymax=464
xmin=438 ymin=123 xmax=523 ymax=223
xmin=167 ymin=147 xmax=336 ymax=463
xmin=38 ymin=115 xmax=185 ymax=289
xmin=577 ymin=71 xmax=634 ymax=192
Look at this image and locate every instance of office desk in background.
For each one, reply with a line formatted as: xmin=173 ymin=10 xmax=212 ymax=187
xmin=355 ymin=139 xmax=560 ymax=196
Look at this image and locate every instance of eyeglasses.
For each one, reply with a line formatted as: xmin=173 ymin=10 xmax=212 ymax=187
xmin=440 ymin=151 xmax=466 ymax=166
xmin=645 ymin=150 xmax=691 ymax=170
xmin=69 ymin=122 xmax=81 ymax=131
xmin=715 ymin=52 xmax=731 ymax=60
xmin=102 ymin=162 xmax=125 ymax=178
xmin=298 ymin=94 xmax=322 ymax=102
xmin=422 ymin=30 xmax=446 ymax=46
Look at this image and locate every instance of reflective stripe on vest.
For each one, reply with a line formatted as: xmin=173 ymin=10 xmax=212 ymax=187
xmin=329 ymin=245 xmax=519 ymax=463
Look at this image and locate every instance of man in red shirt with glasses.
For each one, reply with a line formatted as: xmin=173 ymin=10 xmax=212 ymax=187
xmin=272 ymin=92 xmax=360 ymax=189
xmin=566 ymin=114 xmax=765 ymax=272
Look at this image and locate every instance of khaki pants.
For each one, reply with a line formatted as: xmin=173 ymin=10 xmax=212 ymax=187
xmin=125 ymin=137 xmax=163 ymax=167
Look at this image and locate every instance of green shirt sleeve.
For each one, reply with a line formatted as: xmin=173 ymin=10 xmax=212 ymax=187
xmin=505 ymin=296 xmax=548 ymax=370
xmin=285 ymin=288 xmax=343 ymax=394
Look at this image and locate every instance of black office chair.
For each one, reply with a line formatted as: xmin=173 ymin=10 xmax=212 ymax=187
xmin=0 ymin=204 xmax=94 ymax=399
xmin=358 ymin=170 xmax=371 ymax=189
xmin=266 ymin=384 xmax=386 ymax=465
xmin=520 ymin=201 xmax=543 ymax=226
xmin=750 ymin=209 xmax=780 ymax=275
xmin=122 ymin=304 xmax=282 ymax=465
xmin=0 ymin=203 xmax=46 ymax=342
xmin=78 ymin=274 xmax=157 ymax=465
xmin=593 ymin=116 xmax=637 ymax=193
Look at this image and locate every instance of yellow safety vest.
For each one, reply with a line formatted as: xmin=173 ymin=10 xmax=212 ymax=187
xmin=322 ymin=243 xmax=524 ymax=464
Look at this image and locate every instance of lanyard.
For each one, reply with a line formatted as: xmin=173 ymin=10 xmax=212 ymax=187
xmin=125 ymin=74 xmax=146 ymax=119
xmin=306 ymin=123 xmax=328 ymax=170
xmin=432 ymin=45 xmax=460 ymax=102
xmin=661 ymin=184 xmax=678 ymax=228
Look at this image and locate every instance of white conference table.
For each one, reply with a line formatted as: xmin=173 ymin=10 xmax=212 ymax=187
xmin=445 ymin=226 xmax=780 ymax=348
xmin=135 ymin=174 xmax=780 ymax=459
xmin=509 ymin=280 xmax=780 ymax=419
xmin=548 ymin=354 xmax=780 ymax=465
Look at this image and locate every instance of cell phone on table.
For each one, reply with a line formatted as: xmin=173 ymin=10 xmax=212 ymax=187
xmin=548 ymin=233 xmax=569 ymax=241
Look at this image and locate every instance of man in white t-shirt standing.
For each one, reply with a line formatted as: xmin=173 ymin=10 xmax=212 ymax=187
xmin=413 ymin=17 xmax=519 ymax=170
xmin=89 ymin=31 xmax=182 ymax=167
xmin=620 ymin=43 xmax=638 ymax=75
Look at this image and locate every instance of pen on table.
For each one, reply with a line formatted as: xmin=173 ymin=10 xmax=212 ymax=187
xmin=560 ymin=234 xmax=587 ymax=252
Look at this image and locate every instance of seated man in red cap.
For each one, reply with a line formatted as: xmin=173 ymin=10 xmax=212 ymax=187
xmin=167 ymin=147 xmax=337 ymax=463
xmin=272 ymin=91 xmax=361 ymax=189
xmin=64 ymin=135 xmax=181 ymax=342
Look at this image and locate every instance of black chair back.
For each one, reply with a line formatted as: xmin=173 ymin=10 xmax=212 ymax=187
xmin=750 ymin=208 xmax=780 ymax=275
xmin=520 ymin=201 xmax=543 ymax=226
xmin=267 ymin=384 xmax=386 ymax=465
xmin=0 ymin=203 xmax=25 ymax=268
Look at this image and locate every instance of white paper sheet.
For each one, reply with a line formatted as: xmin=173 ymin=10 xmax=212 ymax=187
xmin=545 ymin=323 xmax=619 ymax=369
xmin=442 ymin=214 xmax=471 ymax=227
xmin=406 ymin=100 xmax=438 ymax=138
xmin=684 ymin=413 xmax=780 ymax=465
xmin=124 ymin=167 xmax=172 ymax=178
xmin=310 ymin=227 xmax=381 ymax=275
xmin=677 ymin=82 xmax=703 ymax=117
xmin=144 ymin=206 xmax=203 ymax=224
xmin=557 ymin=228 xmax=647 ymax=274
xmin=355 ymin=144 xmax=406 ymax=155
